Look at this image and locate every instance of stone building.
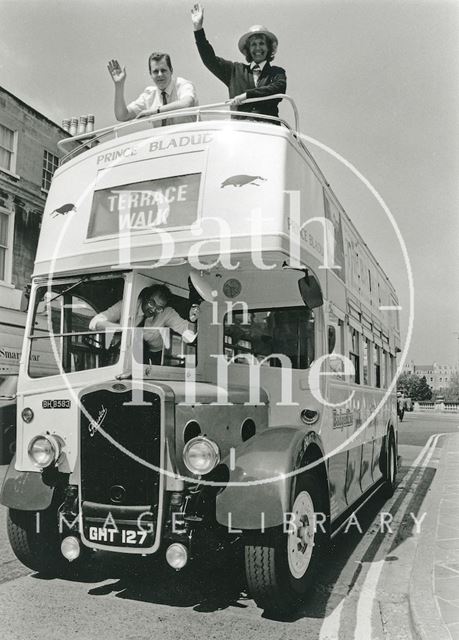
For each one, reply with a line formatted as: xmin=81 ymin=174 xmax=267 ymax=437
xmin=0 ymin=85 xmax=73 ymax=312
xmin=403 ymin=360 xmax=457 ymax=391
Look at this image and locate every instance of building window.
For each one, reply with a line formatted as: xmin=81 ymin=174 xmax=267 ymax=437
xmin=0 ymin=123 xmax=17 ymax=174
xmin=42 ymin=150 xmax=59 ymax=191
xmin=0 ymin=208 xmax=14 ymax=282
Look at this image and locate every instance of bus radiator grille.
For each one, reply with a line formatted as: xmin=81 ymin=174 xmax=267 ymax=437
xmin=79 ymin=389 xmax=161 ymax=519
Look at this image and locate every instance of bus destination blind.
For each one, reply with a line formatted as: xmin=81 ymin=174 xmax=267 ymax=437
xmin=87 ymin=173 xmax=201 ymax=238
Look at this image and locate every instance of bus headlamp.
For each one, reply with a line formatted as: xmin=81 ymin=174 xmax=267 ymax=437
xmin=28 ymin=434 xmax=62 ymax=468
xmin=183 ymin=437 xmax=220 ymax=475
xmin=22 ymin=408 xmax=34 ymax=423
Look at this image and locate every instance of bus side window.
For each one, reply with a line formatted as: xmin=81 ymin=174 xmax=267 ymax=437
xmin=348 ymin=326 xmax=360 ymax=384
xmin=373 ymin=344 xmax=381 ymax=388
xmin=363 ymin=338 xmax=369 ymax=385
xmin=328 ymin=326 xmax=336 ymax=353
xmin=381 ymin=350 xmax=387 ymax=388
xmin=328 ymin=321 xmax=344 ymax=379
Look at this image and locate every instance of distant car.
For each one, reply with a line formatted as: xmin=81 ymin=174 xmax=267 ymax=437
xmin=0 ymin=373 xmax=17 ymax=465
xmin=435 ymin=395 xmax=445 ymax=404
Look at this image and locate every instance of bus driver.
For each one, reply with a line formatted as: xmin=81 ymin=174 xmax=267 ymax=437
xmin=89 ymin=284 xmax=196 ymax=365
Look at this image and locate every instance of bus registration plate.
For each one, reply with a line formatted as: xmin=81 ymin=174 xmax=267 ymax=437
xmin=87 ymin=525 xmax=153 ymax=547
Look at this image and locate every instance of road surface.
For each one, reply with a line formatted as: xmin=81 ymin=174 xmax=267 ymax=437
xmin=0 ymin=412 xmax=456 ymax=639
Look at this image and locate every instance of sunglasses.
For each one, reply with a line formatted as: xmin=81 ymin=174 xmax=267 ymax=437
xmin=145 ymin=299 xmax=166 ymax=310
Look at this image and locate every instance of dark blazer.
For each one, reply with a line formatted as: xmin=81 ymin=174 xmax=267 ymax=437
xmin=194 ymin=29 xmax=287 ymax=119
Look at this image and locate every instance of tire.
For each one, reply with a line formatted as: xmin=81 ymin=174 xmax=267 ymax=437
xmin=382 ymin=433 xmax=397 ymax=498
xmin=244 ymin=471 xmax=328 ymax=614
xmin=8 ymin=507 xmax=70 ymax=575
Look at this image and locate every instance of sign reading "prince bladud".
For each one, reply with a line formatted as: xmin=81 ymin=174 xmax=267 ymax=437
xmin=87 ymin=173 xmax=201 ymax=238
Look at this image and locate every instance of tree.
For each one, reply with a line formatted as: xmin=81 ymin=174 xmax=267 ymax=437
xmin=416 ymin=376 xmax=432 ymax=401
xmin=397 ymin=373 xmax=421 ymax=399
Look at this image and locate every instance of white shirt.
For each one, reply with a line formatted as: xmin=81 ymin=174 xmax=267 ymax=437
xmin=250 ymin=61 xmax=267 ymax=86
xmin=89 ymin=300 xmax=195 ymax=352
xmin=250 ymin=61 xmax=267 ymax=71
xmin=127 ymin=76 xmax=198 ymax=125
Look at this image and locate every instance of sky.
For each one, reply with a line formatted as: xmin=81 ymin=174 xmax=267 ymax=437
xmin=1 ymin=0 xmax=458 ymax=366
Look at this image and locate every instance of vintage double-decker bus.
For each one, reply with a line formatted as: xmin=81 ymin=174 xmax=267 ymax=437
xmin=1 ymin=98 xmax=400 ymax=614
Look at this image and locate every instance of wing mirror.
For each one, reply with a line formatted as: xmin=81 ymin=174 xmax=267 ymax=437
xmin=298 ymin=270 xmax=323 ymax=309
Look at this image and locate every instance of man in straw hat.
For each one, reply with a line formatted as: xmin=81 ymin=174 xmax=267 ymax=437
xmin=191 ymin=3 xmax=286 ymax=121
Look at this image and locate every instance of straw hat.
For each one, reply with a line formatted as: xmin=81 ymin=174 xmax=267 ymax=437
xmin=238 ymin=25 xmax=278 ymax=55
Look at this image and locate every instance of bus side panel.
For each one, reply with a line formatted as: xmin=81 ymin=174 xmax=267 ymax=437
xmin=360 ymin=440 xmax=373 ymax=492
xmin=345 ymin=445 xmax=363 ymax=506
xmin=327 ymin=450 xmax=348 ymax=520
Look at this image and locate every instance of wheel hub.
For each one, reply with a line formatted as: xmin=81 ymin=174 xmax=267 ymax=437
xmin=288 ymin=490 xmax=316 ymax=579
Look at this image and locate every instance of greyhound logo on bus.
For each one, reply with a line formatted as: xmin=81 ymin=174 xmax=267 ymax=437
xmin=51 ymin=203 xmax=77 ymax=218
xmin=221 ymin=174 xmax=266 ymax=188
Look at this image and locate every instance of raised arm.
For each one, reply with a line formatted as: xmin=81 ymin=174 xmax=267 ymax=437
xmin=191 ymin=3 xmax=233 ymax=86
xmin=89 ymin=301 xmax=123 ymax=331
xmin=107 ymin=59 xmax=136 ymax=122
xmin=164 ymin=307 xmax=196 ymax=344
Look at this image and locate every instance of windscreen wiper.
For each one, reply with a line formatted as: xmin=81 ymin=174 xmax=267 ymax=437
xmin=47 ymin=276 xmax=89 ymax=304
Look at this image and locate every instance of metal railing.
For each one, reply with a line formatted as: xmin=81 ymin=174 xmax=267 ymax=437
xmin=57 ymin=94 xmax=300 ymax=163
xmin=416 ymin=401 xmax=459 ymax=413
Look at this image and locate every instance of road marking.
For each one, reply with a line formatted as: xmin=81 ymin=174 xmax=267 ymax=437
xmin=353 ymin=432 xmax=444 ymax=640
xmin=318 ymin=598 xmax=345 ymax=640
xmin=319 ymin=432 xmax=444 ymax=640
xmin=354 ymin=560 xmax=385 ymax=640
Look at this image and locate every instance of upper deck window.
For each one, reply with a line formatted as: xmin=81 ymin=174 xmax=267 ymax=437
xmin=87 ymin=173 xmax=201 ymax=239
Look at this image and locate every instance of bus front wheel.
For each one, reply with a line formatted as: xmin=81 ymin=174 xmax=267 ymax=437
xmin=244 ymin=472 xmax=327 ymax=614
xmin=8 ymin=507 xmax=68 ymax=576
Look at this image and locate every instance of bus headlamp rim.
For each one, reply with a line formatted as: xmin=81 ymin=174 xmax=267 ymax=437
xmin=183 ymin=436 xmax=220 ymax=475
xmin=300 ymin=409 xmax=320 ymax=425
xmin=27 ymin=434 xmax=62 ymax=468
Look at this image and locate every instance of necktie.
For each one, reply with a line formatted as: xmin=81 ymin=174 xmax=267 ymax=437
xmin=161 ymin=90 xmax=168 ymax=126
xmin=253 ymin=64 xmax=261 ymax=87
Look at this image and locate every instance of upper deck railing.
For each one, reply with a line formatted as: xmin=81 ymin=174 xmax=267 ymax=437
xmin=57 ymin=94 xmax=300 ymax=163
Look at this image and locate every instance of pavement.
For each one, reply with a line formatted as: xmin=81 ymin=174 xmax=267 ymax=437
xmin=409 ymin=432 xmax=459 ymax=640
